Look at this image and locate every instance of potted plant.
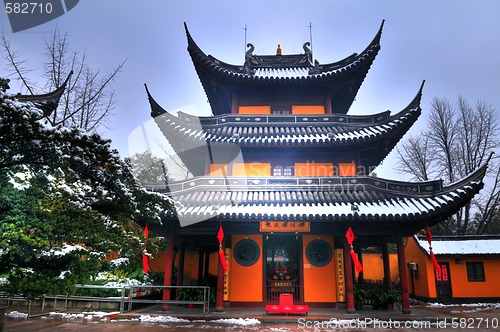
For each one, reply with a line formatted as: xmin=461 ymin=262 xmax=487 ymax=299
xmin=384 ymin=289 xmax=401 ymax=310
xmin=353 ymin=287 xmax=366 ymax=310
xmin=177 ymin=288 xmax=197 ymax=306
xmin=177 ymin=287 xmax=214 ymax=307
xmin=367 ymin=287 xmax=385 ymax=310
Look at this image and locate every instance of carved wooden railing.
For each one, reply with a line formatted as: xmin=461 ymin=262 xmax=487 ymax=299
xmin=266 ymin=279 xmax=300 ymax=302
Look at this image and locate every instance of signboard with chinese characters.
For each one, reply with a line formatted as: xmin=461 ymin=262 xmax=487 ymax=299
xmin=223 ymin=248 xmax=231 ymax=301
xmin=259 ymin=221 xmax=310 ymax=233
xmin=335 ymin=249 xmax=345 ymax=302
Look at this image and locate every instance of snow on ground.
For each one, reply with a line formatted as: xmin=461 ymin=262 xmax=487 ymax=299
xmin=5 ymin=311 xmax=29 ymax=319
xmin=210 ymin=317 xmax=261 ymax=326
xmin=138 ymin=315 xmax=190 ymax=323
xmin=426 ymin=302 xmax=500 ymax=313
xmin=46 ymin=311 xmax=121 ymax=320
xmin=6 ymin=309 xmax=262 ymax=326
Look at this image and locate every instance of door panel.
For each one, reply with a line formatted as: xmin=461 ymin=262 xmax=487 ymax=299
xmin=435 ymin=262 xmax=452 ymax=302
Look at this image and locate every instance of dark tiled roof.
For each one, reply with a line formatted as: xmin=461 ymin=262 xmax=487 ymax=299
xmin=184 ymin=21 xmax=384 ymax=115
xmin=185 ymin=21 xmax=383 ymax=81
xmin=414 ymin=234 xmax=500 ymax=255
xmin=146 ymin=81 xmax=422 ymax=146
xmin=15 ymin=71 xmax=72 ymax=116
xmin=146 ymin=157 xmax=488 ymax=225
xmin=145 ymin=82 xmax=423 ymax=176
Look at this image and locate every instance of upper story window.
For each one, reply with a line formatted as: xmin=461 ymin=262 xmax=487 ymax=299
xmin=466 ymin=262 xmax=485 ymax=282
xmin=271 ymin=105 xmax=291 ymax=114
xmin=272 ymin=165 xmax=294 ymax=177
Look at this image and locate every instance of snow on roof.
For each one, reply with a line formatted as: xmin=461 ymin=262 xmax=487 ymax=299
xmin=415 ymin=235 xmax=500 ymax=255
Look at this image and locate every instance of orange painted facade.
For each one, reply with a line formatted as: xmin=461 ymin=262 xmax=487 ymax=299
xmin=208 ymin=162 xmax=360 ymax=178
xmin=237 ymin=105 xmax=326 ymax=114
xmin=404 ymin=237 xmax=436 ymax=299
xmin=291 ymin=105 xmax=325 ymax=114
xmin=405 ymin=236 xmax=500 ymax=301
xmin=238 ymin=106 xmax=271 ymax=114
xmin=302 ymin=235 xmax=336 ymax=303
xmin=149 ymin=248 xmax=214 ymax=284
xmin=295 ymin=162 xmax=334 ymax=177
xmin=210 ymin=163 xmax=229 ymax=177
xmin=355 ymin=252 xmax=399 ymax=283
xmin=229 ymin=235 xmax=263 ymax=303
xmin=232 ymin=163 xmax=271 ymax=177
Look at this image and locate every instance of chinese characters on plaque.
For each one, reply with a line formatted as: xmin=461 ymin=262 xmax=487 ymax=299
xmin=259 ymin=221 xmax=311 ymax=232
xmin=335 ymin=249 xmax=345 ymax=302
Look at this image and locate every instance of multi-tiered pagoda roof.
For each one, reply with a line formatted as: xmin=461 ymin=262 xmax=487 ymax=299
xmin=146 ymin=23 xmax=489 ymax=239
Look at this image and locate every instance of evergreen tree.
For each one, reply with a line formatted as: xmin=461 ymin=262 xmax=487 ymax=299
xmin=0 ymin=85 xmax=173 ymax=298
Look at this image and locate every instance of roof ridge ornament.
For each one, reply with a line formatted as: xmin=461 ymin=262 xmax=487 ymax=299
xmin=303 ymin=42 xmax=311 ymax=54
xmin=244 ymin=43 xmax=256 ymax=74
xmin=245 ymin=43 xmax=254 ymax=58
xmin=276 ymin=44 xmax=282 ymax=56
xmin=0 ymin=78 xmax=10 ymax=91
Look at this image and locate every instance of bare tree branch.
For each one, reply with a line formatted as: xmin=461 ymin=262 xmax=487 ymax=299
xmin=396 ymin=96 xmax=500 ymax=234
xmin=1 ymin=27 xmax=125 ymax=133
xmin=1 ymin=33 xmax=36 ymax=94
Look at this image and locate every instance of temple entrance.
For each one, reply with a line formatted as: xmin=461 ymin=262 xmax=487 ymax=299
xmin=265 ymin=235 xmax=301 ymax=302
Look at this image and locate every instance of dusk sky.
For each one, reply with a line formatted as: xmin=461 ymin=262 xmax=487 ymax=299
xmin=2 ymin=0 xmax=499 ymax=179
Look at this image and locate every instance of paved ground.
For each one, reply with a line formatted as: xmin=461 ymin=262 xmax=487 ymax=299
xmin=3 ymin=303 xmax=500 ymax=331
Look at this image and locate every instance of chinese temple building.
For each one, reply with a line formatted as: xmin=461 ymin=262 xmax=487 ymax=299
xmin=145 ymin=22 xmax=488 ymax=313
xmin=405 ymin=235 xmax=500 ymax=303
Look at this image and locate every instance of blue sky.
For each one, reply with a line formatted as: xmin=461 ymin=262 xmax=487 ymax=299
xmin=2 ymin=0 xmax=500 ymax=179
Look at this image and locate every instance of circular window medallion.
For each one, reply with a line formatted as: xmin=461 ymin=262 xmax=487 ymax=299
xmin=233 ymin=239 xmax=260 ymax=267
xmin=306 ymin=239 xmax=332 ymax=267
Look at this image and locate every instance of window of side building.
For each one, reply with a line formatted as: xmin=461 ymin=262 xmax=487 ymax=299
xmin=466 ymin=262 xmax=485 ymax=282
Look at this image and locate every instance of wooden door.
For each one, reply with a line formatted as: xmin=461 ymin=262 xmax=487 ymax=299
xmin=265 ymin=235 xmax=301 ymax=302
xmin=435 ymin=262 xmax=452 ymax=302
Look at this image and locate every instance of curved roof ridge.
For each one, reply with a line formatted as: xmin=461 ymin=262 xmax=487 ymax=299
xmin=317 ymin=20 xmax=384 ymax=72
xmin=144 ymin=83 xmax=170 ymax=118
xmin=443 ymin=151 xmax=493 ymax=192
xmin=16 ymin=70 xmax=73 ymax=116
xmin=384 ymin=80 xmax=424 ymax=122
xmin=184 ymin=21 xmax=383 ymax=76
xmin=365 ymin=173 xmax=443 ymax=191
xmin=184 ymin=22 xmax=207 ymax=59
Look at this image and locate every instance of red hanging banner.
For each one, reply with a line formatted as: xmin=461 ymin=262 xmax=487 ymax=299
xmin=426 ymin=226 xmax=441 ymax=276
xmin=217 ymin=224 xmax=224 ymax=244
xmin=142 ymin=223 xmax=150 ymax=275
xmin=216 ymin=225 xmax=229 ymax=272
xmin=345 ymin=227 xmax=363 ymax=273
xmin=350 ymin=249 xmax=363 ymax=272
xmin=345 ymin=227 xmax=355 ymax=245
xmin=218 ymin=247 xmax=229 ymax=271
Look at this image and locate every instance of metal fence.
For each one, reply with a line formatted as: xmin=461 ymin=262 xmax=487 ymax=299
xmin=0 ymin=284 xmax=211 ymax=318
